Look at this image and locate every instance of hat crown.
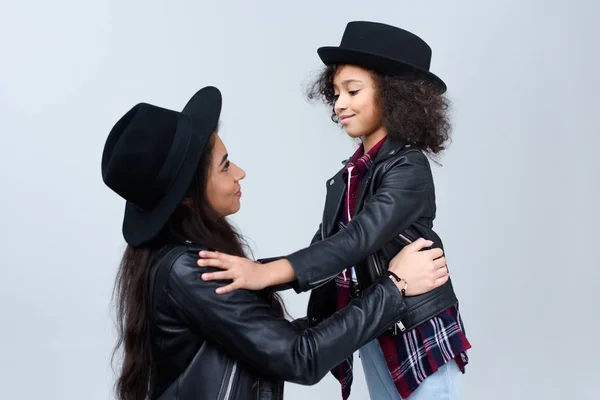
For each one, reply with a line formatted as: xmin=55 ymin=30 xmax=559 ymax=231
xmin=101 ymin=103 xmax=186 ymax=210
xmin=339 ymin=21 xmax=433 ymax=71
xmin=100 ymin=86 xmax=222 ymax=247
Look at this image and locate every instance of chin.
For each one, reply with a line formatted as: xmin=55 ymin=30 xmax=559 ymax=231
xmin=219 ymin=205 xmax=240 ymax=217
xmin=230 ymin=204 xmax=241 ymax=215
xmin=344 ymin=126 xmax=368 ymax=139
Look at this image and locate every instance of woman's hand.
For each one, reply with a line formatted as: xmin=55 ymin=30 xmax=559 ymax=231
xmin=388 ymin=238 xmax=449 ymax=296
xmin=197 ymin=251 xmax=271 ymax=294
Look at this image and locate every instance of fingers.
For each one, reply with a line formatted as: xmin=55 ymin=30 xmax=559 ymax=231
xmin=434 ymin=264 xmax=449 ymax=280
xmin=433 ymin=256 xmax=446 ymax=269
xmin=201 ymin=271 xmax=243 ymax=294
xmin=215 ymin=282 xmax=241 ymax=295
xmin=198 ymin=250 xmax=222 ymax=259
xmin=436 ymin=269 xmax=449 ymax=283
xmin=197 ymin=258 xmax=225 ymax=269
xmin=405 ymin=238 xmax=434 ymax=252
xmin=424 ymin=247 xmax=444 ymax=259
xmin=434 ymin=274 xmax=449 ymax=288
xmin=201 ymin=270 xmax=234 ymax=281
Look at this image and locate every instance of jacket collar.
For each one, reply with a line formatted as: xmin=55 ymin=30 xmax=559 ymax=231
xmin=341 ymin=136 xmax=407 ymax=166
xmin=374 ymin=136 xmax=407 ymax=163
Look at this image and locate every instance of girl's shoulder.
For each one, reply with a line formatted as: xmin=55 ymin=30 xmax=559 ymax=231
xmin=382 ymin=145 xmax=432 ymax=173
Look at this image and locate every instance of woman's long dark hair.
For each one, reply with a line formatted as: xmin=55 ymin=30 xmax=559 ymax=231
xmin=112 ymin=133 xmax=284 ymax=400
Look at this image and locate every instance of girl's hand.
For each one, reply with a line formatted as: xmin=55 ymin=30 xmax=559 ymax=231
xmin=197 ymin=251 xmax=270 ymax=294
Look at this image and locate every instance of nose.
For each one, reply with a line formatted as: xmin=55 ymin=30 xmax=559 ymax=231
xmin=334 ymin=93 xmax=348 ymax=116
xmin=233 ymin=162 xmax=246 ymax=182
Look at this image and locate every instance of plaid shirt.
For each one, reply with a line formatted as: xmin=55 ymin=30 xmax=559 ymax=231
xmin=333 ymin=138 xmax=471 ymax=399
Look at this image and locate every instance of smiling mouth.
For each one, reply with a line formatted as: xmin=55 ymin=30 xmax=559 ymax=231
xmin=340 ymin=115 xmax=355 ymax=125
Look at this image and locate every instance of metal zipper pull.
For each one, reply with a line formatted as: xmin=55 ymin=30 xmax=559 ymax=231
xmin=342 ymin=269 xmax=347 ymax=281
xmin=394 ymin=320 xmax=406 ymax=335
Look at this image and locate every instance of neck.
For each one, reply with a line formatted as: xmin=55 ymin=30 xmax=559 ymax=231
xmin=361 ymin=126 xmax=387 ymax=153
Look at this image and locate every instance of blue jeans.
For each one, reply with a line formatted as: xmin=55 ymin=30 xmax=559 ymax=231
xmin=359 ymin=339 xmax=461 ymax=399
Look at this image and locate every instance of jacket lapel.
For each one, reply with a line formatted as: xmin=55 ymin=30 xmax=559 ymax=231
xmin=353 ymin=137 xmax=407 ymax=214
xmin=322 ymin=168 xmax=346 ymax=238
xmin=322 ymin=137 xmax=407 ymax=237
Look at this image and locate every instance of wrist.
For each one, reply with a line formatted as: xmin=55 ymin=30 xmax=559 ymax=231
xmin=254 ymin=261 xmax=276 ymax=287
xmin=384 ymin=270 xmax=408 ymax=295
xmin=264 ymin=259 xmax=296 ymax=287
xmin=260 ymin=262 xmax=278 ymax=287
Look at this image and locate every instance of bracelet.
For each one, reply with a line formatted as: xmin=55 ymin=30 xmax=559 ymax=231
xmin=384 ymin=270 xmax=408 ymax=296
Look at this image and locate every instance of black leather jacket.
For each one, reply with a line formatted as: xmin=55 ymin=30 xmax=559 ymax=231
xmin=149 ymin=244 xmax=411 ymax=400
xmin=286 ymin=138 xmax=458 ymax=333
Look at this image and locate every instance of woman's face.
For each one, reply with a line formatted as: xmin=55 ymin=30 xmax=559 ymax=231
xmin=333 ymin=65 xmax=386 ymax=141
xmin=205 ymin=134 xmax=246 ymax=217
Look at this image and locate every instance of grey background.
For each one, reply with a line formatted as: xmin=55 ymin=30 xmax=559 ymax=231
xmin=1 ymin=0 xmax=599 ymax=399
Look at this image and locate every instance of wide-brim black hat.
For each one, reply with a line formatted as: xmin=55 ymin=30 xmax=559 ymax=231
xmin=102 ymin=86 xmax=222 ymax=246
xmin=317 ymin=21 xmax=446 ymax=92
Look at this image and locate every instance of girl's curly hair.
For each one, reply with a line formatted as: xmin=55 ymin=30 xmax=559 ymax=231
xmin=307 ymin=65 xmax=451 ymax=154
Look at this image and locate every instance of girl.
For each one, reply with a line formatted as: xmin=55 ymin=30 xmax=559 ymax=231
xmin=198 ymin=22 xmax=471 ymax=399
xmin=102 ymin=85 xmax=450 ymax=400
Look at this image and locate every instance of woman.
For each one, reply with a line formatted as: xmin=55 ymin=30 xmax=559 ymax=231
xmin=197 ymin=22 xmax=471 ymax=399
xmin=102 ymin=86 xmax=449 ymax=400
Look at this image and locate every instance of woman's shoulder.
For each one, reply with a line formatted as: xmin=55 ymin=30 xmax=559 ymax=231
xmin=154 ymin=243 xmax=207 ymax=283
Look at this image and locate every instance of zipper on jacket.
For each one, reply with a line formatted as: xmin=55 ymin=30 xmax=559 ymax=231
xmin=390 ymin=233 xmax=413 ymax=334
xmin=399 ymin=233 xmax=412 ymax=245
xmin=393 ymin=320 xmax=406 ymax=334
xmin=346 ymin=166 xmax=355 ymax=224
xmin=308 ymin=214 xmax=338 ymax=289
xmin=370 ymin=254 xmax=382 ymax=276
xmin=219 ymin=361 xmax=238 ymax=400
xmin=222 ymin=361 xmax=238 ymax=400
xmin=343 ymin=166 xmax=355 ymax=282
xmin=372 ymin=252 xmax=405 ymax=333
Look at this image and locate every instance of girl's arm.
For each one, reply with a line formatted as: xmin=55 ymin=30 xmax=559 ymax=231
xmin=199 ymin=150 xmax=434 ymax=293
xmin=286 ymin=150 xmax=432 ymax=291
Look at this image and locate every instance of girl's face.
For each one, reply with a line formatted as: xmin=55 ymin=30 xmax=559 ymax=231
xmin=205 ymin=135 xmax=246 ymax=217
xmin=333 ymin=65 xmax=386 ymax=143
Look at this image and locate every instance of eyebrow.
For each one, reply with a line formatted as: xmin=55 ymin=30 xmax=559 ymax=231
xmin=333 ymin=79 xmax=363 ymax=89
xmin=219 ymin=153 xmax=229 ymax=166
xmin=341 ymin=79 xmax=362 ymax=85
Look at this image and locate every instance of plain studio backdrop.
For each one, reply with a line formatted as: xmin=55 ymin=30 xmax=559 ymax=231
xmin=1 ymin=1 xmax=598 ymax=399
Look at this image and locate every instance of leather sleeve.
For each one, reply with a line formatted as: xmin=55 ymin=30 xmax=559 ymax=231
xmin=256 ymin=224 xmax=322 ymax=265
xmin=167 ymin=251 xmax=406 ymax=385
xmin=256 ymin=224 xmax=323 ymax=292
xmin=286 ymin=150 xmax=432 ymax=292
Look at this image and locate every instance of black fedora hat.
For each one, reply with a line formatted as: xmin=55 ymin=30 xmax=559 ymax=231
xmin=101 ymin=86 xmax=222 ymax=246
xmin=318 ymin=21 xmax=446 ymax=92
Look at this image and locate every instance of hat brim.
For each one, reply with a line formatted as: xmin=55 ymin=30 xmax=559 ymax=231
xmin=317 ymin=47 xmax=447 ymax=93
xmin=122 ymin=86 xmax=222 ymax=247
